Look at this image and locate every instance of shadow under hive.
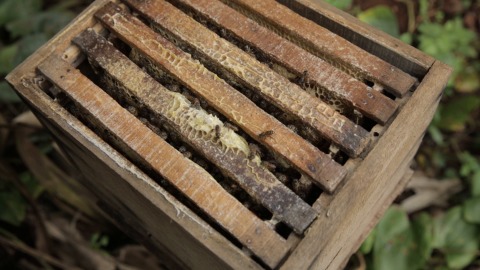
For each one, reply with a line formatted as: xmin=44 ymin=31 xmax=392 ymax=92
xmin=6 ymin=0 xmax=451 ymax=269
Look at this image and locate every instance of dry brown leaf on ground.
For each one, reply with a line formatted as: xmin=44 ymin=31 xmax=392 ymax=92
xmin=12 ymin=111 xmax=42 ymax=128
xmin=14 ymin=123 xmax=103 ymax=220
xmin=116 ymin=245 xmax=168 ymax=270
xmin=45 ymin=217 xmax=140 ymax=270
xmin=400 ymin=171 xmax=462 ymax=213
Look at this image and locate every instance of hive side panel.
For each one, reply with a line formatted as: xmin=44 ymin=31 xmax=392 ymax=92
xmin=14 ymin=81 xmax=261 ymax=270
xmin=282 ymin=61 xmax=451 ymax=270
xmin=279 ymin=0 xmax=435 ymax=77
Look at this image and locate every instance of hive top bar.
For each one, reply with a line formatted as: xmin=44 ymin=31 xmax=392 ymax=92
xmin=4 ymin=0 xmax=451 ymax=269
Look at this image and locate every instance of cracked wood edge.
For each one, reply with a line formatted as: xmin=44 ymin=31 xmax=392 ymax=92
xmin=123 ymin=0 xmax=369 ymax=158
xmin=38 ymin=55 xmax=289 ymax=268
xmin=96 ymin=2 xmax=347 ymax=192
xmin=222 ymin=0 xmax=417 ymax=97
xmin=171 ymin=0 xmax=398 ymax=125
xmin=73 ymin=29 xmax=317 ymax=233
xmin=280 ymin=61 xmax=452 ymax=270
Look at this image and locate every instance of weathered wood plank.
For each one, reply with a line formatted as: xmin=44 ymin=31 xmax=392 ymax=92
xmin=38 ymin=55 xmax=290 ymax=268
xmin=15 ymin=82 xmax=261 ymax=270
xmin=280 ymin=61 xmax=451 ymax=269
xmin=222 ymin=0 xmax=417 ymax=97
xmin=73 ymin=29 xmax=317 ymax=233
xmin=280 ymin=0 xmax=435 ymax=77
xmin=124 ymin=0 xmax=369 ymax=158
xmin=170 ymin=0 xmax=398 ymax=124
xmin=95 ymin=2 xmax=347 ymax=192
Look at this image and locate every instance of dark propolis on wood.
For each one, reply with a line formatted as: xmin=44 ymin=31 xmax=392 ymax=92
xmin=220 ymin=0 xmax=417 ymax=97
xmin=123 ymin=0 xmax=370 ymax=158
xmin=168 ymin=0 xmax=398 ymax=125
xmin=72 ymin=28 xmax=317 ymax=233
xmin=94 ymin=2 xmax=348 ymax=192
xmin=38 ymin=55 xmax=290 ymax=268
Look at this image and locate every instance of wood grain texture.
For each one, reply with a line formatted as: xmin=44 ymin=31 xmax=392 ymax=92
xmin=9 ymin=80 xmax=261 ymax=270
xmin=280 ymin=0 xmax=435 ymax=77
xmin=96 ymin=2 xmax=347 ymax=192
xmin=222 ymin=0 xmax=417 ymax=97
xmin=38 ymin=55 xmax=290 ymax=268
xmin=5 ymin=0 xmax=451 ymax=268
xmin=280 ymin=61 xmax=451 ymax=270
xmin=73 ymin=28 xmax=317 ymax=233
xmin=124 ymin=0 xmax=370 ymax=158
xmin=170 ymin=0 xmax=398 ymax=125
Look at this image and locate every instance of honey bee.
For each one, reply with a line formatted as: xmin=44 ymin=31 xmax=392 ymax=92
xmin=248 ymin=143 xmax=262 ymax=160
xmin=127 ymin=106 xmax=138 ymax=116
xmin=192 ymin=98 xmax=201 ymax=109
xmin=297 ymin=70 xmax=309 ymax=87
xmin=220 ymin=28 xmax=229 ymax=38
xmin=287 ymin=124 xmax=298 ymax=134
xmin=224 ymin=122 xmax=239 ymax=132
xmin=214 ymin=125 xmax=221 ymax=140
xmin=258 ymin=130 xmax=274 ymax=140
xmin=261 ymin=160 xmax=276 ymax=172
xmin=244 ymin=45 xmax=255 ymax=58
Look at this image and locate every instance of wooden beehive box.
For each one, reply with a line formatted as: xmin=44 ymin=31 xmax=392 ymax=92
xmin=7 ymin=0 xmax=452 ymax=269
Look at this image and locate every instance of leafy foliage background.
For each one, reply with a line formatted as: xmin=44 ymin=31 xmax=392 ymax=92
xmin=0 ymin=0 xmax=479 ymax=269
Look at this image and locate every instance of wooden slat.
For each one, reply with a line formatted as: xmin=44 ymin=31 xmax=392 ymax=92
xmin=38 ymin=55 xmax=290 ymax=268
xmin=222 ymin=0 xmax=417 ymax=97
xmin=72 ymin=29 xmax=317 ymax=233
xmin=280 ymin=0 xmax=435 ymax=77
xmin=95 ymin=2 xmax=347 ymax=192
xmin=170 ymin=0 xmax=398 ymax=125
xmin=16 ymin=86 xmax=261 ymax=270
xmin=123 ymin=0 xmax=369 ymax=158
xmin=281 ymin=61 xmax=451 ymax=270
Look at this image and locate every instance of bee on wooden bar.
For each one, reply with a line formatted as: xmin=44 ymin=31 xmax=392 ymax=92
xmin=224 ymin=122 xmax=239 ymax=132
xmin=261 ymin=160 xmax=276 ymax=172
xmin=248 ymin=143 xmax=262 ymax=160
xmin=192 ymin=98 xmax=201 ymax=109
xmin=220 ymin=28 xmax=229 ymax=38
xmin=258 ymin=130 xmax=274 ymax=140
xmin=244 ymin=45 xmax=255 ymax=58
xmin=297 ymin=70 xmax=309 ymax=87
xmin=214 ymin=125 xmax=221 ymax=140
xmin=287 ymin=124 xmax=298 ymax=134
xmin=127 ymin=106 xmax=138 ymax=116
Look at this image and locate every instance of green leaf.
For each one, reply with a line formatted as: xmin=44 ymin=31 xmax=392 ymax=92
xmin=360 ymin=228 xmax=376 ymax=254
xmin=433 ymin=207 xmax=479 ymax=269
xmin=6 ymin=10 xmax=75 ymax=39
xmin=418 ymin=18 xmax=476 ymax=84
xmin=0 ymin=44 xmax=19 ymax=74
xmin=428 ymin=125 xmax=444 ymax=146
xmin=0 ymin=81 xmax=21 ymax=103
xmin=463 ymin=197 xmax=480 ymax=224
xmin=411 ymin=213 xmax=434 ymax=261
xmin=437 ymin=96 xmax=480 ymax=132
xmin=357 ymin=6 xmax=399 ymax=37
xmin=323 ymin=0 xmax=352 ymax=10
xmin=455 ymin=65 xmax=480 ymax=93
xmin=20 ymin=172 xmax=43 ymax=199
xmin=0 ymin=0 xmax=42 ymax=26
xmin=13 ymin=33 xmax=49 ymax=66
xmin=372 ymin=207 xmax=430 ymax=270
xmin=374 ymin=207 xmax=409 ymax=247
xmin=472 ymin=171 xmax=480 ymax=197
xmin=459 ymin=152 xmax=480 ymax=177
xmin=0 ymin=189 xmax=26 ymax=226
